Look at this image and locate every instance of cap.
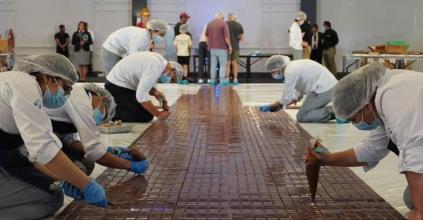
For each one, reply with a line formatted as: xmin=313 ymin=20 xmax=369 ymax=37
xmin=180 ymin=12 xmax=191 ymax=19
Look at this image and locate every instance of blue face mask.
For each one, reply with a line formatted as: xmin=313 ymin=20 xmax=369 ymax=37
xmin=43 ymin=87 xmax=68 ymax=109
xmin=353 ymin=110 xmax=381 ymax=130
xmin=160 ymin=74 xmax=171 ymax=83
xmin=93 ymin=107 xmax=105 ymax=125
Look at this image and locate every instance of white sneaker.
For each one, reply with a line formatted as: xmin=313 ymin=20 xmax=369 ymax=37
xmin=207 ymin=79 xmax=212 ymax=83
xmin=198 ymin=79 xmax=204 ymax=83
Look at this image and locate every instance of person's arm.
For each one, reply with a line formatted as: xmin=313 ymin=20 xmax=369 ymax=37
xmin=224 ymin=23 xmax=232 ymax=53
xmin=405 ymin=172 xmax=423 ymax=219
xmin=64 ymin=38 xmax=69 ymax=47
xmin=71 ymin=32 xmax=78 ymax=46
xmin=307 ymin=148 xmax=367 ymax=167
xmin=55 ymin=38 xmax=63 ymax=47
xmin=333 ymin=30 xmax=339 ymax=46
xmin=280 ymin=72 xmax=300 ymax=106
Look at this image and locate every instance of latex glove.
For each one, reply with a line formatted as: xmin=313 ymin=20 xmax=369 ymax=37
xmin=260 ymin=104 xmax=272 ymax=112
xmin=270 ymin=105 xmax=283 ymax=112
xmin=59 ymin=181 xmax=82 ymax=199
xmin=82 ymin=180 xmax=108 ymax=208
xmin=130 ymin=160 xmax=149 ymax=174
xmin=107 ymin=146 xmax=132 ymax=160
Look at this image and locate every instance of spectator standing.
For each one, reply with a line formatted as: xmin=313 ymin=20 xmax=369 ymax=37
xmin=289 ymin=11 xmax=307 ymax=60
xmin=310 ymin=24 xmax=324 ymax=64
xmin=300 ymin=19 xmax=312 ymax=59
xmin=197 ymin=25 xmax=209 ymax=84
xmin=173 ymin=24 xmax=192 ymax=84
xmin=72 ymin=21 xmax=93 ymax=81
xmin=206 ymin=12 xmax=232 ymax=86
xmin=226 ymin=13 xmax=244 ymax=85
xmin=136 ymin=8 xmax=150 ymax=28
xmin=86 ymin=22 xmax=95 ymax=77
xmin=54 ymin=24 xmax=69 ymax=58
xmin=322 ymin=20 xmax=339 ymax=74
xmin=174 ymin=12 xmax=191 ymax=37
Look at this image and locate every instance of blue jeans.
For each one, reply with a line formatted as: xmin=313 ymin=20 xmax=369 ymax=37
xmin=210 ymin=49 xmax=228 ymax=83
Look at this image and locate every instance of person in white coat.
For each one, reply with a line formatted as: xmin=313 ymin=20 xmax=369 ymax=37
xmin=0 ymin=53 xmax=108 ymax=219
xmin=105 ymin=51 xmax=183 ymax=123
xmin=102 ymin=20 xmax=169 ymax=75
xmin=261 ymin=55 xmax=339 ymax=123
xmin=289 ymin=11 xmax=307 ymax=60
xmin=307 ymin=62 xmax=423 ymax=218
xmin=40 ymin=83 xmax=148 ymax=177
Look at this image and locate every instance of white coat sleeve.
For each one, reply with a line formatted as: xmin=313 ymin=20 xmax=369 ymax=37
xmin=280 ymin=73 xmax=300 ymax=106
xmin=6 ymin=87 xmax=62 ymax=165
xmin=353 ymin=126 xmax=391 ymax=172
xmin=136 ymin=65 xmax=159 ymax=103
xmin=128 ymin=32 xmax=149 ymax=55
xmin=66 ymin=99 xmax=107 ymax=161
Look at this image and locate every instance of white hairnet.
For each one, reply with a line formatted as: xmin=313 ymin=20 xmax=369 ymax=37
xmin=169 ymin=61 xmax=184 ymax=81
xmin=13 ymin=53 xmax=78 ymax=83
xmin=216 ymin=12 xmax=224 ymax=19
xmin=265 ymin=55 xmax=290 ymax=71
xmin=84 ymin=83 xmax=116 ymax=122
xmin=332 ymin=62 xmax=386 ymax=120
xmin=296 ymin=11 xmax=307 ymax=20
xmin=179 ymin=24 xmax=188 ymax=33
xmin=146 ymin=19 xmax=169 ymax=33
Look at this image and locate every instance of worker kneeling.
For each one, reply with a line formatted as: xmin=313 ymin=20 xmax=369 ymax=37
xmin=0 ymin=54 xmax=107 ymax=219
xmin=105 ymin=51 xmax=183 ymax=123
xmin=307 ymin=62 xmax=423 ymax=218
xmin=261 ymin=55 xmax=339 ymax=123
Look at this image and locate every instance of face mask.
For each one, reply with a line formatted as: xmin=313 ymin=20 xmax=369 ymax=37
xmin=160 ymin=74 xmax=171 ymax=83
xmin=43 ymin=87 xmax=68 ymax=109
xmin=353 ymin=110 xmax=381 ymax=130
xmin=93 ymin=107 xmax=105 ymax=125
xmin=153 ymin=35 xmax=163 ymax=44
xmin=271 ymin=70 xmax=285 ymax=81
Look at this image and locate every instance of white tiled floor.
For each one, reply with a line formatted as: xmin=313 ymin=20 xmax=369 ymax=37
xmin=57 ymin=83 xmax=408 ymax=217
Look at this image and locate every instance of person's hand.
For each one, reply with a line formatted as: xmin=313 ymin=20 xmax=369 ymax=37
xmin=260 ymin=104 xmax=272 ymax=112
xmin=82 ymin=180 xmax=108 ymax=208
xmin=157 ymin=111 xmax=171 ymax=120
xmin=130 ymin=160 xmax=149 ymax=174
xmin=162 ymin=100 xmax=170 ymax=112
xmin=228 ymin=46 xmax=232 ymax=55
xmin=154 ymin=91 xmax=165 ymax=101
xmin=107 ymin=146 xmax=146 ymax=161
xmin=270 ymin=104 xmax=283 ymax=112
xmin=305 ymin=146 xmax=330 ymax=165
xmin=59 ymin=181 xmax=83 ymax=199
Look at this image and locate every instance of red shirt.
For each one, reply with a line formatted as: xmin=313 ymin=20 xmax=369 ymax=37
xmin=205 ymin=19 xmax=230 ymax=50
xmin=136 ymin=22 xmax=147 ymax=29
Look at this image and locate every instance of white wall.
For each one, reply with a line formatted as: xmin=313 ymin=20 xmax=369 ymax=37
xmin=317 ymin=0 xmax=423 ymax=71
xmin=0 ymin=0 xmax=132 ymax=71
xmin=1 ymin=0 xmax=422 ymax=72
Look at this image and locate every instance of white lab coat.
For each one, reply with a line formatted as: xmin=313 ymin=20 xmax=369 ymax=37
xmin=102 ymin=26 xmax=151 ymax=57
xmin=43 ymin=85 xmax=107 ymax=161
xmin=289 ymin=22 xmax=303 ymax=50
xmin=353 ymin=70 xmax=423 ymax=174
xmin=0 ymin=71 xmax=62 ymax=165
xmin=280 ymin=60 xmax=337 ymax=106
xmin=106 ymin=51 xmax=167 ymax=103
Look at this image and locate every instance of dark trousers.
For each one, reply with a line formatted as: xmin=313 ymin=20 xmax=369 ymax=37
xmin=198 ymin=41 xmax=209 ymax=79
xmin=310 ymin=49 xmax=323 ymax=64
xmin=105 ymin=81 xmax=154 ymax=123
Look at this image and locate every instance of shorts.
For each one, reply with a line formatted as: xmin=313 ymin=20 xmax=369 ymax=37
xmin=229 ymin=49 xmax=239 ymax=61
xmin=177 ymin=56 xmax=190 ymax=65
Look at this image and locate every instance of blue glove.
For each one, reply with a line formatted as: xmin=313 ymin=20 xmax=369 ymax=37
xmin=59 ymin=181 xmax=82 ymax=199
xmin=130 ymin=160 xmax=149 ymax=174
xmin=260 ymin=104 xmax=272 ymax=112
xmin=107 ymin=146 xmax=133 ymax=161
xmin=82 ymin=180 xmax=108 ymax=208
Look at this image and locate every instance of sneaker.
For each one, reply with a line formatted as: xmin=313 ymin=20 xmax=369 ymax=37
xmin=208 ymin=80 xmax=216 ymax=86
xmin=336 ymin=118 xmax=350 ymax=124
xmin=181 ymin=79 xmax=190 ymax=85
xmin=207 ymin=79 xmax=212 ymax=84
xmin=198 ymin=79 xmax=204 ymax=84
xmin=219 ymin=80 xmax=231 ymax=87
xmin=232 ymin=79 xmax=240 ymax=86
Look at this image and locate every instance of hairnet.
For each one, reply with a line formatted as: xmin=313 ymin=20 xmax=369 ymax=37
xmin=146 ymin=19 xmax=169 ymax=33
xmin=215 ymin=12 xmax=224 ymax=19
xmin=296 ymin=11 xmax=307 ymax=20
xmin=84 ymin=83 xmax=116 ymax=122
xmin=332 ymin=62 xmax=386 ymax=120
xmin=265 ymin=55 xmax=290 ymax=71
xmin=13 ymin=53 xmax=78 ymax=83
xmin=169 ymin=61 xmax=184 ymax=81
xmin=179 ymin=24 xmax=188 ymax=33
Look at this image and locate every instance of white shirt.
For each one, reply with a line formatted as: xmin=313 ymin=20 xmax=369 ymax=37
xmin=102 ymin=26 xmax=151 ymax=57
xmin=43 ymin=86 xmax=107 ymax=161
xmin=0 ymin=71 xmax=62 ymax=165
xmin=280 ymin=59 xmax=337 ymax=106
xmin=174 ymin=33 xmax=192 ymax=56
xmin=107 ymin=51 xmax=167 ymax=102
xmin=289 ymin=22 xmax=303 ymax=50
xmin=199 ymin=25 xmax=207 ymax=42
xmin=353 ymin=70 xmax=423 ymax=173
